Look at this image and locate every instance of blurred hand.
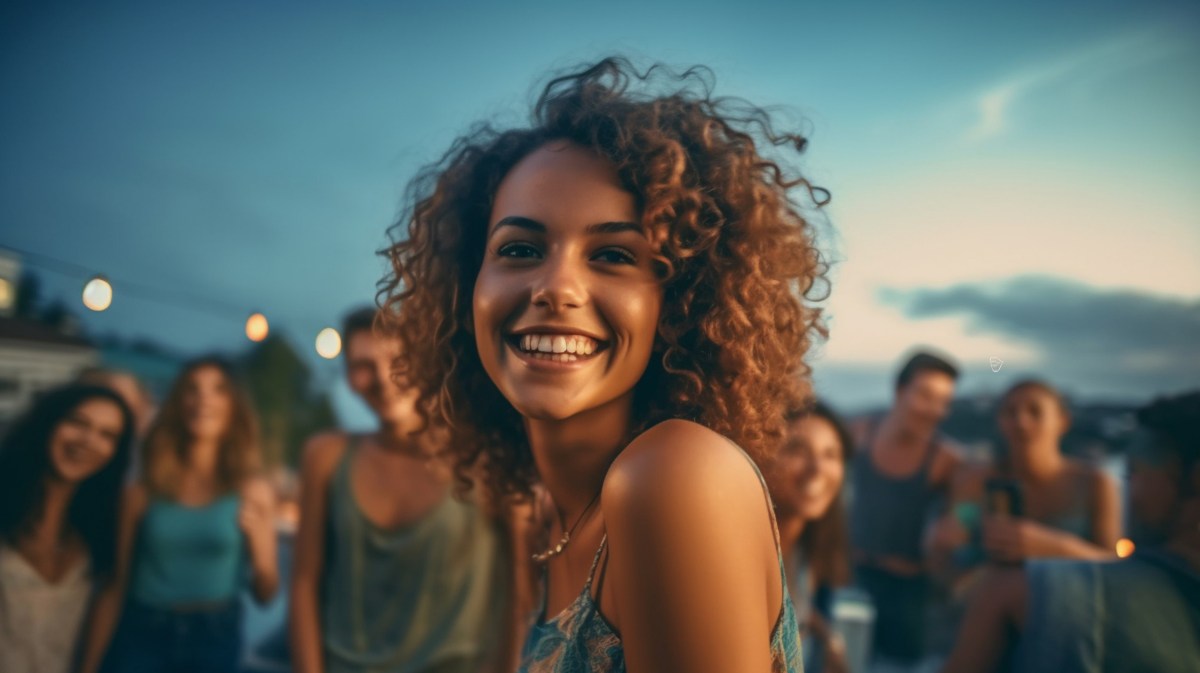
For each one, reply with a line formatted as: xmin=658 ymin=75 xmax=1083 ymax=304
xmin=808 ymin=612 xmax=850 ymax=673
xmin=239 ymin=481 xmax=276 ymax=560
xmin=928 ymin=514 xmax=970 ymax=552
xmin=982 ymin=516 xmax=1062 ymax=563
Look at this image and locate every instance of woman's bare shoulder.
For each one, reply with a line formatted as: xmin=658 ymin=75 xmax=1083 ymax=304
xmin=603 ymin=419 xmax=769 ymax=537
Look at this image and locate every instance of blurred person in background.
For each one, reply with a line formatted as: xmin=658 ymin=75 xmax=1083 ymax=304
xmin=767 ymin=400 xmax=855 ymax=673
xmin=941 ymin=390 xmax=1200 ymax=673
xmin=849 ymin=351 xmax=961 ymax=670
xmin=80 ymin=356 xmax=279 ymax=673
xmin=76 ymin=367 xmax=158 ymax=481
xmin=0 ymin=384 xmax=135 ymax=673
xmin=289 ymin=307 xmax=511 ymax=673
xmin=927 ymin=379 xmax=1119 ymax=587
xmin=76 ymin=368 xmax=157 ymax=440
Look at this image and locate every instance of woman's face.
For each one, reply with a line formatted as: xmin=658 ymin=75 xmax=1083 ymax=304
xmin=182 ymin=365 xmax=234 ymax=442
xmin=773 ymin=416 xmax=846 ymax=521
xmin=48 ymin=398 xmax=125 ymax=483
xmin=998 ymin=386 xmax=1068 ymax=457
xmin=473 ymin=141 xmax=663 ymax=422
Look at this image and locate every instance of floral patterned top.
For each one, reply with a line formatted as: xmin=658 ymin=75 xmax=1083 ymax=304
xmin=517 ymin=447 xmax=805 ymax=673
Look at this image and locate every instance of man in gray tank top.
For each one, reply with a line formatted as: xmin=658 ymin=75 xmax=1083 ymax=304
xmin=848 ymin=350 xmax=961 ymax=670
xmin=288 ymin=307 xmax=515 ymax=673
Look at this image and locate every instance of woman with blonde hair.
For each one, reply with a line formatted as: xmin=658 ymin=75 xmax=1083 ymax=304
xmin=79 ymin=356 xmax=279 ymax=673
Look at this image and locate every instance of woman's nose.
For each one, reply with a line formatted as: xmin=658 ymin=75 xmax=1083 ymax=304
xmin=530 ymin=255 xmax=586 ymax=311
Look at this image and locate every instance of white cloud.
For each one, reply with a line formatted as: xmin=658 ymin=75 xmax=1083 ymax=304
xmin=965 ymin=27 xmax=1189 ymax=142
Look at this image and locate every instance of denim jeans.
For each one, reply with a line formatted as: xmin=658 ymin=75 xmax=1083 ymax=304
xmin=103 ymin=599 xmax=242 ymax=673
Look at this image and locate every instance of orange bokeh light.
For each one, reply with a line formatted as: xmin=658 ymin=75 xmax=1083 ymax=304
xmin=245 ymin=313 xmax=269 ymax=342
xmin=1116 ymin=538 xmax=1135 ymax=558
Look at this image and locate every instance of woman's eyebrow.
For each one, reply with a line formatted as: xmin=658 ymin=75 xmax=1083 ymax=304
xmin=585 ymin=221 xmax=642 ymax=235
xmin=492 ymin=215 xmax=545 ymax=234
xmin=490 ymin=216 xmax=642 ymax=238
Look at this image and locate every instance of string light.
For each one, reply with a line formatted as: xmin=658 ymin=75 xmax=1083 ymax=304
xmin=82 ymin=276 xmax=114 ymax=312
xmin=245 ymin=312 xmax=269 ymax=342
xmin=315 ymin=327 xmax=342 ymax=359
xmin=3 ymin=244 xmax=348 ymax=358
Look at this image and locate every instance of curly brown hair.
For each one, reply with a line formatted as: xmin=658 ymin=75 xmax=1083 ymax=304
xmin=379 ymin=56 xmax=830 ymax=501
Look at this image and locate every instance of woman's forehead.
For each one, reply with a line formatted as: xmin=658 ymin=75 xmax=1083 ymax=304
xmin=491 ymin=144 xmax=636 ymax=227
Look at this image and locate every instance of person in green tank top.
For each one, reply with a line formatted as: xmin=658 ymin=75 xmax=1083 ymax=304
xmin=289 ymin=307 xmax=516 ymax=673
xmin=378 ymin=56 xmax=832 ymax=672
xmin=79 ymin=357 xmax=280 ymax=673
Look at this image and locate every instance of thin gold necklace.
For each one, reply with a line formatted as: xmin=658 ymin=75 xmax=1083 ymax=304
xmin=532 ymin=489 xmax=603 ymax=564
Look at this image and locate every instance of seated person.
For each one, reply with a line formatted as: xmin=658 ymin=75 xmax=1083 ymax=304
xmin=940 ymin=390 xmax=1200 ymax=673
xmin=928 ymin=379 xmax=1119 ymax=594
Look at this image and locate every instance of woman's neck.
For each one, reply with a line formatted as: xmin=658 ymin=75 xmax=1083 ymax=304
xmin=526 ymin=393 xmax=634 ymax=522
xmin=28 ymin=477 xmax=76 ymax=545
xmin=1008 ymin=445 xmax=1065 ymax=481
xmin=186 ymin=438 xmax=222 ymax=479
xmin=375 ymin=417 xmax=430 ymax=455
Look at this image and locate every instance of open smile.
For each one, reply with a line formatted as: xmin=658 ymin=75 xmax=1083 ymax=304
xmin=504 ymin=331 xmax=610 ymax=366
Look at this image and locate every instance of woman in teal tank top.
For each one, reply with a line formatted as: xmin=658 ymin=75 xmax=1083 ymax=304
xmin=381 ymin=56 xmax=830 ymax=672
xmin=79 ymin=357 xmax=279 ymax=673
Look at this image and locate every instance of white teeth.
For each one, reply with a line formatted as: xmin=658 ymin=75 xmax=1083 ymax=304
xmin=516 ymin=333 xmax=600 ymax=356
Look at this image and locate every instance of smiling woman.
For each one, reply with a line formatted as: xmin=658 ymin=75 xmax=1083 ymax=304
xmin=380 ymin=56 xmax=830 ymax=673
xmin=0 ymin=384 xmax=135 ymax=673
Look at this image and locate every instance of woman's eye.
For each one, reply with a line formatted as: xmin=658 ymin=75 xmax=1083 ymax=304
xmin=593 ymin=248 xmax=636 ymax=264
xmin=497 ymin=242 xmax=541 ymax=259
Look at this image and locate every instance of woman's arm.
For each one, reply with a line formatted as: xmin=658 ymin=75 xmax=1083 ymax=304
xmin=77 ymin=483 xmax=147 ymax=673
xmin=603 ymin=420 xmax=780 ymax=673
xmin=983 ymin=466 xmax=1119 ymax=563
xmin=240 ymin=476 xmax=280 ymax=604
xmin=288 ymin=433 xmax=345 ymax=673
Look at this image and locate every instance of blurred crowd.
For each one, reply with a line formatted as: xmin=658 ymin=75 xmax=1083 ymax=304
xmin=1 ymin=311 xmax=1196 ymax=673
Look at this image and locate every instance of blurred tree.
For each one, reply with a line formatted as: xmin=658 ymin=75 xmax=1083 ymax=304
xmin=243 ymin=333 xmax=337 ymax=468
xmin=15 ymin=270 xmax=41 ymax=318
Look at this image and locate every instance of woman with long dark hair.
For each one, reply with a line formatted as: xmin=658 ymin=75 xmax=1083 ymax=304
xmin=381 ymin=56 xmax=828 ymax=672
xmin=0 ymin=384 xmax=135 ymax=673
xmin=79 ymin=356 xmax=279 ymax=673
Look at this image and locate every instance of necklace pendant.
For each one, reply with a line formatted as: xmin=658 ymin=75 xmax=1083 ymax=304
xmin=531 ymin=532 xmax=572 ymax=564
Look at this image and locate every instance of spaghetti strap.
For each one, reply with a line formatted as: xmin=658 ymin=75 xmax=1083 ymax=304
xmin=720 ymin=437 xmax=787 ymax=564
xmin=583 ymin=534 xmax=609 ymax=593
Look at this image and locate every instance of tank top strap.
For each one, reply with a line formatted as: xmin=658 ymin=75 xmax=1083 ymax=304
xmin=719 ymin=437 xmax=790 ymax=588
xmin=583 ymin=533 xmax=609 ymax=594
xmin=332 ymin=433 xmax=363 ymax=497
xmin=916 ymin=433 xmax=941 ymax=475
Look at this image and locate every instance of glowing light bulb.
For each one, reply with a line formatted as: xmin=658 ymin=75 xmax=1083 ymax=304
xmin=1116 ymin=538 xmax=1135 ymax=558
xmin=315 ymin=327 xmax=342 ymax=359
xmin=82 ymin=276 xmax=113 ymax=312
xmin=245 ymin=313 xmax=269 ymax=342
